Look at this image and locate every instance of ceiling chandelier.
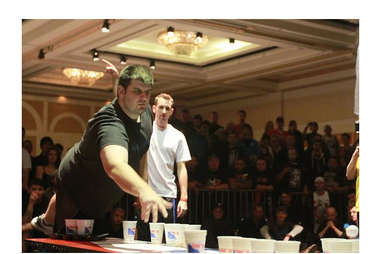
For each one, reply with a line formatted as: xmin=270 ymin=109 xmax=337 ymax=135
xmin=157 ymin=27 xmax=208 ymax=56
xmin=62 ymin=68 xmax=104 ymax=86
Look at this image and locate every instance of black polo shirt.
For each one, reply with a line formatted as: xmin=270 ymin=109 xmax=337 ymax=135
xmin=58 ymin=98 xmax=153 ymax=218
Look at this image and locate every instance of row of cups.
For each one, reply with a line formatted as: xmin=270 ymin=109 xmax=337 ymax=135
xmin=123 ymin=221 xmax=206 ymax=253
xmin=217 ymin=236 xmax=300 ymax=253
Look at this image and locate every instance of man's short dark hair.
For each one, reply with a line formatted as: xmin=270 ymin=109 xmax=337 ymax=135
xmin=118 ymin=65 xmax=154 ymax=88
xmin=40 ymin=136 xmax=53 ymax=148
xmin=276 ymin=116 xmax=284 ymax=123
xmin=238 ymin=110 xmax=247 ymax=117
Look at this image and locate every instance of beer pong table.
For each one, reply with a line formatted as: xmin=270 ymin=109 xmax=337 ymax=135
xmin=25 ymin=238 xmax=219 ymax=253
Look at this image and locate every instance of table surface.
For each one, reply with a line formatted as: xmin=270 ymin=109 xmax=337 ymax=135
xmin=26 ymin=237 xmax=220 ymax=253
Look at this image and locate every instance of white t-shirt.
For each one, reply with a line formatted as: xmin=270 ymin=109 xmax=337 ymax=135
xmin=313 ymin=190 xmax=330 ymax=232
xmin=22 ymin=147 xmax=32 ymax=169
xmin=148 ymin=122 xmax=191 ymax=198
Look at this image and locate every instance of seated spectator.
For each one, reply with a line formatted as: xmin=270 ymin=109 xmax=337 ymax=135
xmin=209 ymin=111 xmax=223 ymax=134
xmin=276 ymin=192 xmax=300 ymax=225
xmin=317 ymin=206 xmax=344 ymax=238
xmin=237 ymin=205 xmax=266 ymax=238
xmin=252 ymin=157 xmax=274 ymax=205
xmin=322 ymin=125 xmax=339 ymax=158
xmin=287 ymin=120 xmax=304 ymax=156
xmin=313 ymin=177 xmax=331 ymax=233
xmin=275 ymin=148 xmax=308 ymax=194
xmin=257 ymin=141 xmax=274 ymax=170
xmin=260 ymin=206 xmax=304 ymax=241
xmin=22 ymin=179 xmax=50 ymax=235
xmin=185 ymin=155 xmax=204 ymax=190
xmin=202 ymin=203 xmax=234 ymax=248
xmin=201 ymin=154 xmax=229 ymax=190
xmin=95 ymin=207 xmax=126 ymax=238
xmin=228 ymin=157 xmax=253 ymax=190
xmin=35 ymin=146 xmax=59 ymax=190
xmin=343 ymin=206 xmax=359 ymax=239
xmin=323 ymin=157 xmax=345 ymax=192
xmin=236 ymin=124 xmax=260 ymax=164
xmin=31 ymin=136 xmax=54 ymax=183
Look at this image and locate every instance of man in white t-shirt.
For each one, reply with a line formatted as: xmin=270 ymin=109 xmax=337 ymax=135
xmin=147 ymin=93 xmax=191 ymax=223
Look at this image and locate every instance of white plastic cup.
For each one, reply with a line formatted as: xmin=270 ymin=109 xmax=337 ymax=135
xmin=76 ymin=219 xmax=94 ymax=236
xmin=250 ymin=239 xmax=276 ymax=253
xmin=233 ymin=237 xmax=252 ymax=253
xmin=320 ymin=238 xmax=346 ymax=253
xmin=164 ymin=223 xmax=187 ymax=247
xmin=274 ymin=240 xmax=301 ymax=253
xmin=186 ymin=224 xmax=202 ymax=230
xmin=65 ymin=219 xmax=77 ymax=235
xmin=149 ymin=222 xmax=165 ymax=245
xmin=184 ymin=230 xmax=207 ymax=253
xmin=327 ymin=240 xmax=354 ymax=253
xmin=123 ymin=221 xmax=137 ymax=243
xmin=217 ymin=236 xmax=240 ymax=253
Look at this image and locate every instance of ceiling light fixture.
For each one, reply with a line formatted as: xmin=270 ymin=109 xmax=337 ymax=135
xmin=229 ymin=38 xmax=235 ymax=44
xmin=157 ymin=29 xmax=208 ymax=56
xmin=63 ymin=68 xmax=104 ymax=86
xmin=149 ymin=60 xmax=156 ymax=70
xmin=101 ymin=19 xmax=110 ymax=33
xmin=38 ymin=49 xmax=45 ymax=59
xmin=120 ymin=55 xmax=127 ymax=65
xmin=93 ymin=50 xmax=100 ymax=61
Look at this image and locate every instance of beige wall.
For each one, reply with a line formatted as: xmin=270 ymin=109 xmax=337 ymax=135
xmin=22 ymin=94 xmax=109 ymax=157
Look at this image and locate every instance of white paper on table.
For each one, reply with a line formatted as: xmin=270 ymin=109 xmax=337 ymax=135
xmin=113 ymin=243 xmax=186 ymax=252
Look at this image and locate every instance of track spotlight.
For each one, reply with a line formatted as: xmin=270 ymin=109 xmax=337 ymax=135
xmin=93 ymin=50 xmax=100 ymax=61
xmin=195 ymin=32 xmax=203 ymax=44
xmin=149 ymin=60 xmax=156 ymax=70
xmin=120 ymin=55 xmax=127 ymax=65
xmin=101 ymin=19 xmax=110 ymax=33
xmin=229 ymin=38 xmax=235 ymax=44
xmin=167 ymin=26 xmax=175 ymax=37
xmin=38 ymin=49 xmax=45 ymax=59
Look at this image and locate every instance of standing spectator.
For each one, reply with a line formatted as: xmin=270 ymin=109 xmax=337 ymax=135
xmin=322 ymin=125 xmax=339 ymax=158
xmin=201 ymin=154 xmax=229 ymax=190
xmin=35 ymin=146 xmax=59 ymax=190
xmin=202 ymin=203 xmax=234 ymax=248
xmin=340 ymin=133 xmax=354 ymax=164
xmin=234 ymin=110 xmax=249 ymax=136
xmin=31 ymin=136 xmax=54 ymax=182
xmin=237 ymin=124 xmax=260 ymax=164
xmin=22 ymin=127 xmax=32 ymax=191
xmin=261 ymin=121 xmax=274 ymax=144
xmin=269 ymin=116 xmax=288 ymax=143
xmin=270 ymin=135 xmax=288 ymax=172
xmin=55 ymin=143 xmax=64 ymax=168
xmin=226 ymin=132 xmax=240 ymax=169
xmin=193 ymin=114 xmax=203 ymax=133
xmin=252 ymin=157 xmax=274 ymax=206
xmin=275 ymin=148 xmax=308 ymax=194
xmin=304 ymin=140 xmax=327 ymax=184
xmin=313 ymin=177 xmax=330 ymax=233
xmin=228 ymin=157 xmax=253 ymax=190
xmin=185 ymin=155 xmax=204 ymax=191
xmin=23 ymin=140 xmax=33 ymax=156
xmin=237 ymin=205 xmax=266 ymax=238
xmin=317 ymin=206 xmax=343 ymax=238
xmin=287 ymin=120 xmax=304 ymax=156
xmin=209 ymin=111 xmax=223 ymax=134
xmin=303 ymin=122 xmax=322 ymax=150
xmin=323 ymin=157 xmax=345 ymax=193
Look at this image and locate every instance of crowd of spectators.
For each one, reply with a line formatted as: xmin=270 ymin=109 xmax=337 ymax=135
xmin=22 ymin=107 xmax=358 ymax=251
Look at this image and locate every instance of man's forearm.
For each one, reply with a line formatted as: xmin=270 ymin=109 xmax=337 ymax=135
xmin=139 ymin=153 xmax=148 ymax=182
xmin=177 ymin=162 xmax=188 ymax=200
xmin=346 ymin=157 xmax=358 ymax=180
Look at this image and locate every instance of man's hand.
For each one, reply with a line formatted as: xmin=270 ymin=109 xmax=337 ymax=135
xmin=177 ymin=200 xmax=188 ymax=218
xmin=328 ymin=220 xmax=334 ymax=228
xmin=28 ymin=192 xmax=39 ymax=205
xmin=139 ymin=188 xmax=172 ymax=223
xmin=283 ymin=235 xmax=291 ymax=241
xmin=102 ymin=59 xmax=119 ymax=76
